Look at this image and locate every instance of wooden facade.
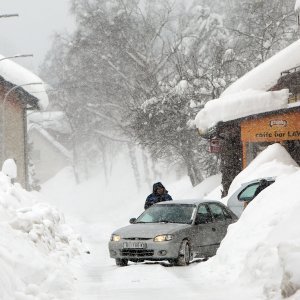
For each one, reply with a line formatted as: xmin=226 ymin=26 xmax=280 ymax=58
xmin=241 ymin=109 xmax=300 ymax=167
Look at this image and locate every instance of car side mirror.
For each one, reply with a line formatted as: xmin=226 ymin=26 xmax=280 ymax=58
xmin=129 ymin=218 xmax=136 ymax=224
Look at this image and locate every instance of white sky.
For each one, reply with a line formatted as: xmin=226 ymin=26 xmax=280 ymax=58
xmin=0 ymin=0 xmax=75 ymax=73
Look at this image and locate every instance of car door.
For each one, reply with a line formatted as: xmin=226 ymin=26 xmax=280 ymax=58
xmin=222 ymin=205 xmax=237 ymax=226
xmin=207 ymin=203 xmax=227 ymax=249
xmin=238 ymin=180 xmax=275 ymax=202
xmin=238 ymin=182 xmax=260 ymax=202
xmin=192 ymin=204 xmax=218 ymax=257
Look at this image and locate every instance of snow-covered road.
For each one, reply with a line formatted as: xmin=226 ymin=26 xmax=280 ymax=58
xmin=39 ymin=149 xmax=300 ymax=300
xmin=39 ymin=166 xmax=258 ymax=300
xmin=70 ymin=222 xmax=260 ymax=300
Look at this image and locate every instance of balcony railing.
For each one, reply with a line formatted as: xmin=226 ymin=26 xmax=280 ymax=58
xmin=288 ymin=93 xmax=300 ymax=104
xmin=277 ymin=65 xmax=300 ymax=104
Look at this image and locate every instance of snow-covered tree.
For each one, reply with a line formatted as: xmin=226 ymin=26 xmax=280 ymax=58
xmin=225 ymin=0 xmax=297 ymax=67
xmin=41 ymin=0 xmax=298 ymax=185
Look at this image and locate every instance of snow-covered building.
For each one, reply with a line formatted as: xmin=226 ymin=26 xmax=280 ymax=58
xmin=0 ymin=54 xmax=48 ymax=188
xmin=28 ymin=112 xmax=72 ymax=184
xmin=195 ymin=39 xmax=300 ymax=195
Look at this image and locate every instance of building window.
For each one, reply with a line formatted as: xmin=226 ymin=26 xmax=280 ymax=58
xmin=245 ymin=142 xmax=271 ymax=165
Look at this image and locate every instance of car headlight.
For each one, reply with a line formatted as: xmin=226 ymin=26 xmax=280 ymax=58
xmin=111 ymin=234 xmax=121 ymax=242
xmin=153 ymin=234 xmax=173 ymax=242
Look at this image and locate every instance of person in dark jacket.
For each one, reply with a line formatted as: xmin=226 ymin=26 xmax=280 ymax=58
xmin=144 ymin=182 xmax=172 ymax=209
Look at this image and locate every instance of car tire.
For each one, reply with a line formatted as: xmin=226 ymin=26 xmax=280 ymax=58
xmin=174 ymin=240 xmax=190 ymax=266
xmin=115 ymin=258 xmax=128 ymax=266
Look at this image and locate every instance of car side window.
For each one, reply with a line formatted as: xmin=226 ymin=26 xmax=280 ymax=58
xmin=208 ymin=203 xmax=225 ymax=222
xmin=197 ymin=205 xmax=213 ymax=224
xmin=222 ymin=207 xmax=232 ymax=220
xmin=238 ymin=183 xmax=260 ymax=201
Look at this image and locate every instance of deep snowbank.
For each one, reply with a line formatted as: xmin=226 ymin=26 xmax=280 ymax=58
xmin=228 ymin=143 xmax=299 ymax=196
xmin=0 ymin=171 xmax=84 ymax=299
xmin=191 ymin=146 xmax=300 ymax=299
xmin=40 ymin=145 xmax=300 ymax=299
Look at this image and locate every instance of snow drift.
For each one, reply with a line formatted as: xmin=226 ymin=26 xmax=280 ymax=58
xmin=0 ymin=171 xmax=84 ymax=300
xmin=191 ymin=144 xmax=300 ymax=299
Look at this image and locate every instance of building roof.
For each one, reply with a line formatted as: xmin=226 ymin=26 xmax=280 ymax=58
xmin=195 ymin=39 xmax=300 ymax=133
xmin=28 ymin=124 xmax=72 ymax=161
xmin=222 ymin=39 xmax=300 ymax=97
xmin=0 ymin=54 xmax=48 ymax=110
xmin=28 ymin=111 xmax=71 ymax=134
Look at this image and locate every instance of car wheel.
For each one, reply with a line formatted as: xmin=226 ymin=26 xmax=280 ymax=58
xmin=115 ymin=258 xmax=128 ymax=266
xmin=174 ymin=240 xmax=190 ymax=266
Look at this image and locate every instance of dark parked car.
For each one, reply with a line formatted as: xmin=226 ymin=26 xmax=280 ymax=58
xmin=108 ymin=200 xmax=238 ymax=266
xmin=227 ymin=177 xmax=275 ymax=217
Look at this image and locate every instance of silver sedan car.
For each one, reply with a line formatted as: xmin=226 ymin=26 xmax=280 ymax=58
xmin=108 ymin=200 xmax=238 ymax=266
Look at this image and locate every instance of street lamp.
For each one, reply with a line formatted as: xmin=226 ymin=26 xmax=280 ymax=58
xmin=0 ymin=54 xmax=33 ymax=62
xmin=0 ymin=14 xmax=19 ymax=18
xmin=1 ymin=82 xmax=43 ymax=161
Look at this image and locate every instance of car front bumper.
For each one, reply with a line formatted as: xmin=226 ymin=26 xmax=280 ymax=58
xmin=108 ymin=239 xmax=182 ymax=261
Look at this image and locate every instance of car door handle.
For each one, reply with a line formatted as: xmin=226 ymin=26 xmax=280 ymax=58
xmin=212 ymin=228 xmax=216 ymax=232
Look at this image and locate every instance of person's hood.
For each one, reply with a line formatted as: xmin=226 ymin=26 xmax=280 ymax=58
xmin=153 ymin=182 xmax=167 ymax=193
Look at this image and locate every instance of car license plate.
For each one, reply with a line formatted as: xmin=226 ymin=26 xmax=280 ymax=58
xmin=123 ymin=242 xmax=146 ymax=249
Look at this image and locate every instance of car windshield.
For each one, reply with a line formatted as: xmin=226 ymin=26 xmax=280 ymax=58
xmin=136 ymin=204 xmax=196 ymax=224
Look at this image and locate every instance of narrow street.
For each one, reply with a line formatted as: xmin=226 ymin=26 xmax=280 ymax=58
xmin=70 ymin=221 xmax=260 ymax=300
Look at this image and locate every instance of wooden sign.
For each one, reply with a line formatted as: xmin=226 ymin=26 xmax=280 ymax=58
xmin=208 ymin=137 xmax=221 ymax=153
xmin=241 ymin=111 xmax=300 ymax=142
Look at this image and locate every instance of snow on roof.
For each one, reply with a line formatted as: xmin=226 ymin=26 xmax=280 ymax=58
xmin=28 ymin=124 xmax=72 ymax=160
xmin=222 ymin=39 xmax=300 ymax=97
xmin=194 ymin=39 xmax=300 ymax=133
xmin=0 ymin=54 xmax=49 ymax=110
xmin=28 ymin=111 xmax=71 ymax=134
xmin=194 ymin=89 xmax=289 ymax=133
